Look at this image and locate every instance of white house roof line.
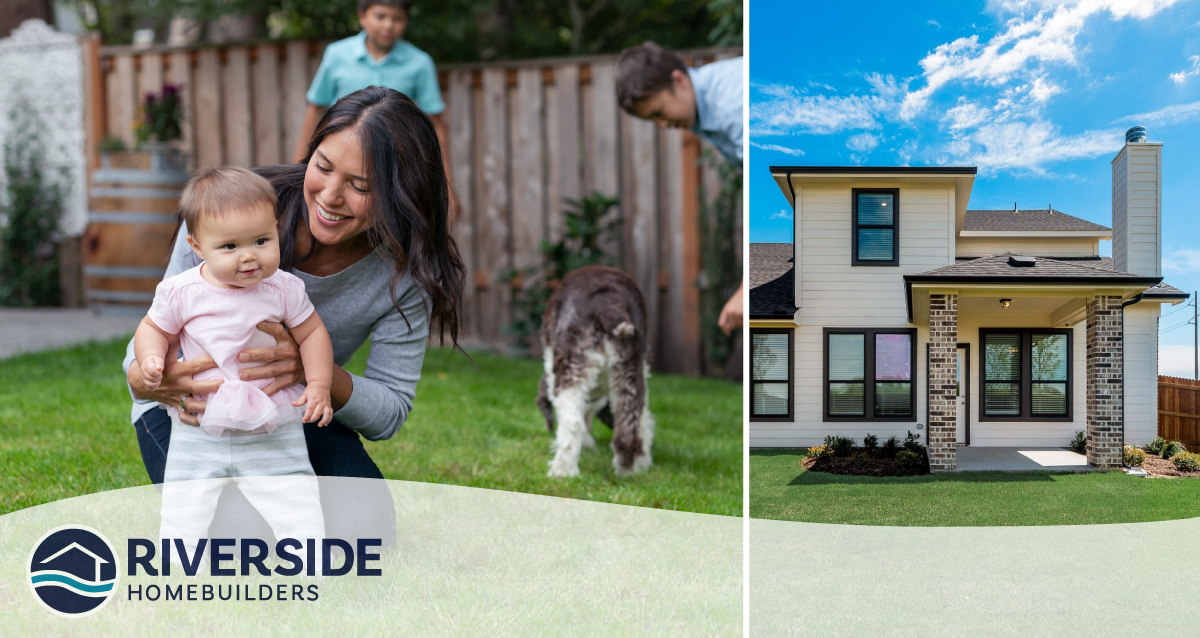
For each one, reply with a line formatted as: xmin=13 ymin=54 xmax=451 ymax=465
xmin=40 ymin=542 xmax=109 ymax=566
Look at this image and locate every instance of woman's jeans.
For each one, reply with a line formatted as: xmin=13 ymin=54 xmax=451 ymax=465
xmin=135 ymin=406 xmax=396 ymax=547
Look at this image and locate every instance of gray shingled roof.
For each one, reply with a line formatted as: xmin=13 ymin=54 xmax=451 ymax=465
xmin=963 ymin=209 xmax=1110 ymax=233
xmin=908 ymin=253 xmax=1160 ymax=282
xmin=1072 ymin=258 xmax=1187 ymax=297
xmin=750 ymin=243 xmax=794 ymax=317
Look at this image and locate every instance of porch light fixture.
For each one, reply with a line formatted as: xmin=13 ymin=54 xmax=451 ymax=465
xmin=1000 ymin=299 xmax=1011 ymax=309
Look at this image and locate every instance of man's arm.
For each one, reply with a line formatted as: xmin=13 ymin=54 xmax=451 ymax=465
xmin=429 ymin=113 xmax=460 ymax=225
xmin=291 ymin=104 xmax=327 ymax=164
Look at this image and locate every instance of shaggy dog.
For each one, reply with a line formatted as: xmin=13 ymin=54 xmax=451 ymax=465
xmin=537 ymin=265 xmax=654 ymax=477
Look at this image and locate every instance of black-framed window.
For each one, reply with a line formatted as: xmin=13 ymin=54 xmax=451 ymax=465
xmin=751 ymin=329 xmax=793 ymax=421
xmin=823 ymin=328 xmax=916 ymax=421
xmin=981 ymin=329 xmax=1072 ymax=421
xmin=851 ymin=188 xmax=900 ymax=266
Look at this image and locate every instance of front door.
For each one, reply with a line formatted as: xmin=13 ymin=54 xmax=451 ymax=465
xmin=956 ymin=345 xmax=969 ymax=445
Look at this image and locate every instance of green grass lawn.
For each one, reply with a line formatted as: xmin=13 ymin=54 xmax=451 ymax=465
xmin=751 ymin=449 xmax=1200 ymax=526
xmin=0 ymin=336 xmax=742 ymax=516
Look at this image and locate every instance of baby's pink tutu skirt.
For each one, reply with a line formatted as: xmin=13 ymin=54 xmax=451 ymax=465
xmin=166 ymin=380 xmax=306 ymax=438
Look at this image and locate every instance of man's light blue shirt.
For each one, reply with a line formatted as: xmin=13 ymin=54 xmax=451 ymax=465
xmin=307 ymin=31 xmax=445 ymax=115
xmin=688 ymin=57 xmax=743 ymax=166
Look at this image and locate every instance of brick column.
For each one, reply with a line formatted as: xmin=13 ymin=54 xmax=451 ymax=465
xmin=1085 ymin=295 xmax=1124 ymax=468
xmin=927 ymin=293 xmax=958 ymax=471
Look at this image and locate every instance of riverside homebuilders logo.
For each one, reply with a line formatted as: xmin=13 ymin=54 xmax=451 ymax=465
xmin=28 ymin=526 xmax=383 ymax=616
xmin=26 ymin=525 xmax=120 ymax=618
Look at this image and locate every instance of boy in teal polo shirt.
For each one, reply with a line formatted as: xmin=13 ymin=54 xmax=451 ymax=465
xmin=616 ymin=41 xmax=744 ymax=335
xmin=292 ymin=0 xmax=458 ymax=217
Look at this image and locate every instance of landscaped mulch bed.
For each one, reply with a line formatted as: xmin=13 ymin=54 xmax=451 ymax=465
xmin=1137 ymin=454 xmax=1200 ymax=479
xmin=802 ymin=453 xmax=929 ymax=477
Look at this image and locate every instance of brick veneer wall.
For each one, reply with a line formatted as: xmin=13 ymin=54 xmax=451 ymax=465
xmin=927 ymin=293 xmax=958 ymax=471
xmin=1085 ymin=295 xmax=1124 ymax=468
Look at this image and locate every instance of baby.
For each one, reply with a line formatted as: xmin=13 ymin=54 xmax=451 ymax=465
xmin=135 ymin=166 xmax=328 ymax=557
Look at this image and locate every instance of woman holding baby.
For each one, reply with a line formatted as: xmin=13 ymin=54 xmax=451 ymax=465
xmin=123 ymin=86 xmax=463 ymax=538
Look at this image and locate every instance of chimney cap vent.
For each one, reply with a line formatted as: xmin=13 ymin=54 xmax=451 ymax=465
xmin=1126 ymin=126 xmax=1147 ymax=143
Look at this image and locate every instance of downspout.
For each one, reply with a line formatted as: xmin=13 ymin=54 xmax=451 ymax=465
xmin=1119 ymin=293 xmax=1144 ymax=462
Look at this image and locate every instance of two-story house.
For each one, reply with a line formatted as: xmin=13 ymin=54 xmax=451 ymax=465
xmin=749 ymin=126 xmax=1189 ymax=471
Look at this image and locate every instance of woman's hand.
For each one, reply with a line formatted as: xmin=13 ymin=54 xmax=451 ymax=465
xmin=127 ymin=337 xmax=222 ymax=426
xmin=238 ymin=321 xmax=306 ymax=396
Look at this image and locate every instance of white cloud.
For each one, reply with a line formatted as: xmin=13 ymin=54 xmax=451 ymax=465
xmin=901 ymin=0 xmax=1184 ymax=119
xmin=1170 ymin=55 xmax=1200 ymax=84
xmin=928 ymin=19 xmax=941 ymax=28
xmin=1029 ymin=76 xmax=1063 ymax=101
xmin=1121 ymin=99 xmax=1200 ymax=126
xmin=944 ymin=100 xmax=992 ymax=130
xmin=942 ymin=119 xmax=1122 ymax=175
xmin=771 ymin=209 xmax=793 ymax=221
xmin=751 ymin=141 xmax=806 ymax=156
xmin=1163 ymin=248 xmax=1200 ymax=275
xmin=1160 ymin=344 xmax=1198 ymax=378
xmin=750 ymin=74 xmax=904 ymax=136
xmin=846 ymin=132 xmax=881 ymax=152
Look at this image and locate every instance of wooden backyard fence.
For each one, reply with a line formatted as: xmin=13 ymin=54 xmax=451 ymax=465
xmin=82 ymin=38 xmax=743 ymax=376
xmin=1159 ymin=375 xmax=1200 ymax=450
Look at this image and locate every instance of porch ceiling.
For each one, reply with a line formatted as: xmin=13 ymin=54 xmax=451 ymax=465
xmin=906 ymin=283 xmax=1151 ymax=325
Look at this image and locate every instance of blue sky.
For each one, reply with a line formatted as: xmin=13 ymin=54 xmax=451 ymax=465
xmin=749 ymin=0 xmax=1200 ymax=377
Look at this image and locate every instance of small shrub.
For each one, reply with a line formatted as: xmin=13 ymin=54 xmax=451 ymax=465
xmin=1069 ymin=431 xmax=1087 ymax=454
xmin=1162 ymin=441 xmax=1187 ymax=460
xmin=903 ymin=431 xmax=925 ymax=455
xmin=823 ymin=435 xmax=855 ymax=457
xmin=849 ymin=452 xmax=869 ymax=468
xmin=806 ymin=444 xmax=830 ymax=461
xmin=881 ymin=436 xmax=900 ymax=459
xmin=1172 ymin=452 xmax=1200 ymax=472
xmin=1147 ymin=437 xmax=1167 ymax=455
xmin=896 ymin=450 xmax=923 ymax=469
xmin=1123 ymin=445 xmax=1146 ymax=467
xmin=863 ymin=434 xmax=878 ymax=454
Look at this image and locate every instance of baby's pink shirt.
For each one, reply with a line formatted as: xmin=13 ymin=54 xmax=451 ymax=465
xmin=147 ymin=263 xmax=315 ymax=394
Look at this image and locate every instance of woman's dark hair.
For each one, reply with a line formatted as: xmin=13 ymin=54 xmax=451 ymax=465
xmin=255 ymin=86 xmax=463 ymax=348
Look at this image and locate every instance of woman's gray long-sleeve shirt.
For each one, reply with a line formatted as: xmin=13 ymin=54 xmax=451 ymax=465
xmin=122 ymin=222 xmax=428 ymax=441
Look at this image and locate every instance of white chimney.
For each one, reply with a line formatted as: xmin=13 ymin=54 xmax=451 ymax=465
xmin=1111 ymin=126 xmax=1162 ymax=276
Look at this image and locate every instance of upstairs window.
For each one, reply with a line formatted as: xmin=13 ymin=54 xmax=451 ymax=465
xmin=852 ymin=189 xmax=899 ymax=266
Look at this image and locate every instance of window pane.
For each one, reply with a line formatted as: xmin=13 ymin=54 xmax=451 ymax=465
xmin=857 ymin=229 xmax=894 ymax=261
xmin=875 ymin=382 xmax=912 ymax=416
xmin=985 ymin=334 xmax=1020 ymax=381
xmin=752 ymin=333 xmax=789 ymax=381
xmin=1032 ymin=383 xmax=1067 ymax=416
xmin=857 ymin=193 xmax=894 ymax=225
xmin=753 ymin=383 xmax=789 ymax=416
xmin=828 ymin=334 xmax=864 ymax=380
xmin=829 ymin=383 xmax=865 ymax=416
xmin=985 ymin=382 xmax=1020 ymax=415
xmin=1031 ymin=334 xmax=1067 ymax=381
xmin=875 ymin=333 xmax=912 ymax=380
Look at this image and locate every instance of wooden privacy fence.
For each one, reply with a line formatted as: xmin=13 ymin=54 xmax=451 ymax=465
xmin=84 ymin=40 xmax=743 ymax=376
xmin=1159 ymin=375 xmax=1200 ymax=451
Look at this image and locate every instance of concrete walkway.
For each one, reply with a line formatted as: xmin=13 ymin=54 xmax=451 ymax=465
xmin=954 ymin=447 xmax=1093 ymax=472
xmin=0 ymin=308 xmax=138 ymax=359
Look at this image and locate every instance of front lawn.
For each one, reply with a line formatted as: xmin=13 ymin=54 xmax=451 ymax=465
xmin=751 ymin=449 xmax=1200 ymax=526
xmin=0 ymin=337 xmax=742 ymax=516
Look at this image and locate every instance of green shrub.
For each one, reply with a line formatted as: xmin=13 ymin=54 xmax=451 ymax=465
xmin=849 ymin=452 xmax=869 ymax=468
xmin=1123 ymin=445 xmax=1146 ymax=467
xmin=1172 ymin=452 xmax=1200 ymax=472
xmin=1147 ymin=437 xmax=1167 ymax=455
xmin=806 ymin=444 xmax=830 ymax=461
xmin=1162 ymin=441 xmax=1187 ymax=460
xmin=881 ymin=436 xmax=900 ymax=459
xmin=896 ymin=450 xmax=923 ymax=469
xmin=903 ymin=431 xmax=925 ymax=455
xmin=1069 ymin=431 xmax=1087 ymax=454
xmin=823 ymin=435 xmax=855 ymax=457
xmin=862 ymin=434 xmax=878 ymax=454
xmin=1 ymin=100 xmax=64 ymax=307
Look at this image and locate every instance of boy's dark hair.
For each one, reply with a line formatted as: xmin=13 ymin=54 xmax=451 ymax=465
xmin=358 ymin=0 xmax=412 ymax=13
xmin=616 ymin=41 xmax=689 ymax=114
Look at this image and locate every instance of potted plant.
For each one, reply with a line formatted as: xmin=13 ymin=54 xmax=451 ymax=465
xmin=99 ymin=84 xmax=187 ymax=174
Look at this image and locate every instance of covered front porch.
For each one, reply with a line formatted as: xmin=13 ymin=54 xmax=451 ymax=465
xmin=905 ymin=254 xmax=1163 ymax=471
xmin=954 ymin=446 xmax=1092 ymax=472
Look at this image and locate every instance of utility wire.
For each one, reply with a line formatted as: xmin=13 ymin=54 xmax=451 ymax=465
xmin=1161 ymin=298 xmax=1195 ymax=319
xmin=1162 ymin=319 xmax=1196 ymax=333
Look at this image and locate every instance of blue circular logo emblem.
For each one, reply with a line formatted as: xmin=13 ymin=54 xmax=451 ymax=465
xmin=27 ymin=525 xmax=120 ymax=617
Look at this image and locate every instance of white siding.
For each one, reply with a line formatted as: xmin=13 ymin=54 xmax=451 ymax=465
xmin=1112 ymin=143 xmax=1162 ymax=277
xmin=1124 ymin=303 xmax=1160 ymax=446
xmin=956 ymin=237 xmax=1098 ymax=259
